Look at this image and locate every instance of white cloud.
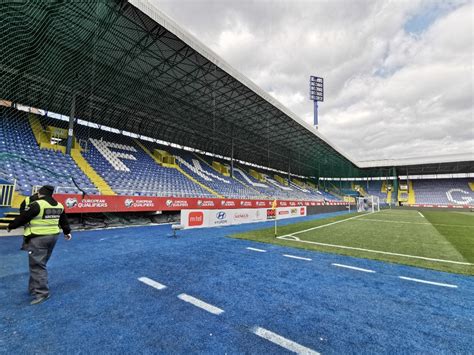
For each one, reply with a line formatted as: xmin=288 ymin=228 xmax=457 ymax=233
xmin=154 ymin=0 xmax=473 ymax=162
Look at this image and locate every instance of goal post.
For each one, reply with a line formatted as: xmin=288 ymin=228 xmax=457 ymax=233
xmin=356 ymin=195 xmax=380 ymax=213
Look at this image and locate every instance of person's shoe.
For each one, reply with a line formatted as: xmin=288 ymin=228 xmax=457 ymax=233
xmin=30 ymin=294 xmax=50 ymax=305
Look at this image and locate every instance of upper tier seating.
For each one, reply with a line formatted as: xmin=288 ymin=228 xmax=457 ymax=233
xmin=207 ymin=157 xmax=338 ymax=200
xmin=0 ymin=110 xmax=96 ymax=195
xmin=200 ymin=156 xmax=307 ymax=200
xmin=77 ymin=130 xmax=212 ymax=198
xmin=413 ymin=179 xmax=474 ymax=205
xmin=1 ymin=110 xmax=342 ymax=200
xmin=170 ymin=149 xmax=263 ymax=199
xmin=366 ymin=181 xmax=389 ymax=202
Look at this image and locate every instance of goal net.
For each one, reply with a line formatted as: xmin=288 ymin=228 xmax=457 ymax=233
xmin=357 ymin=196 xmax=380 ymax=213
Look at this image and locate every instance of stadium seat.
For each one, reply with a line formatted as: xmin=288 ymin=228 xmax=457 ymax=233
xmin=0 ymin=109 xmax=97 ymax=195
xmin=0 ymin=109 xmax=342 ymax=201
xmin=413 ymin=179 xmax=474 ymax=205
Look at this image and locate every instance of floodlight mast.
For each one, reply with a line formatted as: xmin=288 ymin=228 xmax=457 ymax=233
xmin=309 ymin=76 xmax=324 ymax=129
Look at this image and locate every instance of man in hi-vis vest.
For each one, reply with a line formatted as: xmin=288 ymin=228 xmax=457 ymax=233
xmin=7 ymin=185 xmax=72 ymax=305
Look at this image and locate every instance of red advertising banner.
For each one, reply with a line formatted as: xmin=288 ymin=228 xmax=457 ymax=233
xmin=53 ymin=194 xmax=348 ymax=214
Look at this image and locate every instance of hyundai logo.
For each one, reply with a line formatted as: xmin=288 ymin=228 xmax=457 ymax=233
xmin=216 ymin=211 xmax=226 ymax=220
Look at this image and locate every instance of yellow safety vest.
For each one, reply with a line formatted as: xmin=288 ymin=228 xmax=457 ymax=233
xmin=24 ymin=200 xmax=64 ymax=237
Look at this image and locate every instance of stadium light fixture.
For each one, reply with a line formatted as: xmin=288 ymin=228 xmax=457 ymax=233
xmin=309 ymin=76 xmax=324 ymax=129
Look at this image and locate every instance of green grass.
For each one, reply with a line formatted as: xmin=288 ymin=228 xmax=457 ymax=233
xmin=230 ymin=209 xmax=474 ymax=275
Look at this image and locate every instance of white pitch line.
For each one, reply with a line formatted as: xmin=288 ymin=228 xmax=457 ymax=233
xmin=252 ymin=326 xmax=320 ymax=355
xmin=278 ymin=212 xmax=373 ymax=238
xmin=399 ymin=276 xmax=458 ymax=288
xmin=177 ymin=294 xmax=224 ymax=315
xmin=138 ymin=277 xmax=167 ymax=290
xmin=246 ymin=247 xmax=267 ymax=253
xmin=277 ymin=237 xmax=474 ymax=266
xmin=283 ymin=254 xmax=312 ymax=261
xmin=358 ymin=219 xmax=431 ymax=225
xmin=332 ymin=263 xmax=376 ymax=273
xmin=418 ymin=211 xmax=424 ymax=218
xmin=358 ymin=219 xmax=474 ymax=228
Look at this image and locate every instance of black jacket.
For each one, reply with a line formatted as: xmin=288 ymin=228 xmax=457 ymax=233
xmin=8 ymin=196 xmax=71 ymax=235
xmin=19 ymin=193 xmax=39 ymax=213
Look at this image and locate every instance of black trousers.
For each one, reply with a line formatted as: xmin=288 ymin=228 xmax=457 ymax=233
xmin=27 ymin=235 xmax=58 ymax=297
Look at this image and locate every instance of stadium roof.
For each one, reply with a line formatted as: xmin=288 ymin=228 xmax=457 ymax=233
xmin=358 ymin=153 xmax=474 ymax=175
xmin=1 ymin=1 xmax=471 ymax=179
xmin=0 ymin=0 xmax=364 ymax=178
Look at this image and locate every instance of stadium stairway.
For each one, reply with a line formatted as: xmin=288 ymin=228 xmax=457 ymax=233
xmin=70 ymin=149 xmax=116 ymax=195
xmin=0 ymin=196 xmax=21 ymax=230
xmin=407 ymin=180 xmax=416 ymax=204
xmin=0 ymin=211 xmax=18 ymax=229
xmin=134 ymin=140 xmax=222 ymax=198
xmin=32 ymin=115 xmax=109 ymax=195
xmin=29 ymin=114 xmax=82 ymax=153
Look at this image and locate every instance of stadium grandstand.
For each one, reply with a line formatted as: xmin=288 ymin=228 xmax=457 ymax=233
xmin=0 ymin=1 xmax=473 ymax=353
xmin=0 ymin=0 xmax=471 ymax=220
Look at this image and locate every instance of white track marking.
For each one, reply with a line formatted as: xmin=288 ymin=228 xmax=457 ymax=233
xmin=418 ymin=211 xmax=424 ymax=218
xmin=138 ymin=277 xmax=167 ymax=290
xmin=278 ymin=212 xmax=373 ymax=238
xmin=177 ymin=294 xmax=224 ymax=315
xmin=277 ymin=237 xmax=474 ymax=265
xmin=246 ymin=247 xmax=267 ymax=253
xmin=332 ymin=263 xmax=376 ymax=273
xmin=399 ymin=276 xmax=458 ymax=288
xmin=283 ymin=254 xmax=312 ymax=261
xmin=252 ymin=327 xmax=320 ymax=355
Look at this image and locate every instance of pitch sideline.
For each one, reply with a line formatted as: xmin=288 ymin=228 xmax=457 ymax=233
xmin=277 ymin=212 xmax=375 ymax=239
xmin=277 ymin=235 xmax=473 ymax=265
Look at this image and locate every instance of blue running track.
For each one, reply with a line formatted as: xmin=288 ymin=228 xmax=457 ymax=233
xmin=1 ymin=211 xmax=473 ymax=353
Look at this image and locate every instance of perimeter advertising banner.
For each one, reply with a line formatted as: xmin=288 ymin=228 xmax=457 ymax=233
xmin=409 ymin=204 xmax=474 ymax=209
xmin=181 ymin=206 xmax=307 ymax=229
xmin=53 ymin=194 xmax=334 ymax=213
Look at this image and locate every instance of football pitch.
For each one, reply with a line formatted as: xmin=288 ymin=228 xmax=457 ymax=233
xmin=1 ymin=212 xmax=473 ymax=353
xmin=231 ymin=209 xmax=474 ymax=275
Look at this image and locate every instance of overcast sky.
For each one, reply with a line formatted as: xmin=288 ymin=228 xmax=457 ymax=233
xmin=153 ymin=0 xmax=473 ymax=162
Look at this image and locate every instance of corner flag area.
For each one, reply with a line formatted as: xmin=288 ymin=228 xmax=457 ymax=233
xmin=1 ymin=212 xmax=473 ymax=353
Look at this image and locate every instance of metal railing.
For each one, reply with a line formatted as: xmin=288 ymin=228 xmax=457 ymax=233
xmin=0 ymin=184 xmax=14 ymax=207
xmin=34 ymin=185 xmax=340 ymax=202
xmin=52 ymin=186 xmax=216 ymax=198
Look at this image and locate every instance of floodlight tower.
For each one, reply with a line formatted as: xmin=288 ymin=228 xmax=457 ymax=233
xmin=309 ymin=76 xmax=324 ymax=129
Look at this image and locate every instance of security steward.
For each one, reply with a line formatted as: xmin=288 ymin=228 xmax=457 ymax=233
xmin=7 ymin=185 xmax=72 ymax=305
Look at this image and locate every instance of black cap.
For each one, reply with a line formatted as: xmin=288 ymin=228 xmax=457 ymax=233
xmin=38 ymin=185 xmax=55 ymax=196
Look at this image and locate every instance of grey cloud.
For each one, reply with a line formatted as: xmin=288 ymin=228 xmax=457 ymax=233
xmin=154 ymin=0 xmax=473 ymax=162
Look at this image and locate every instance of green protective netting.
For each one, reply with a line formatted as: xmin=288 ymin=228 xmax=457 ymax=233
xmin=0 ymin=152 xmax=88 ymax=197
xmin=0 ymin=0 xmax=372 ymax=182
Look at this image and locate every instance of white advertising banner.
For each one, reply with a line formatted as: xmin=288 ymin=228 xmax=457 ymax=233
xmin=181 ymin=207 xmax=306 ymax=229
